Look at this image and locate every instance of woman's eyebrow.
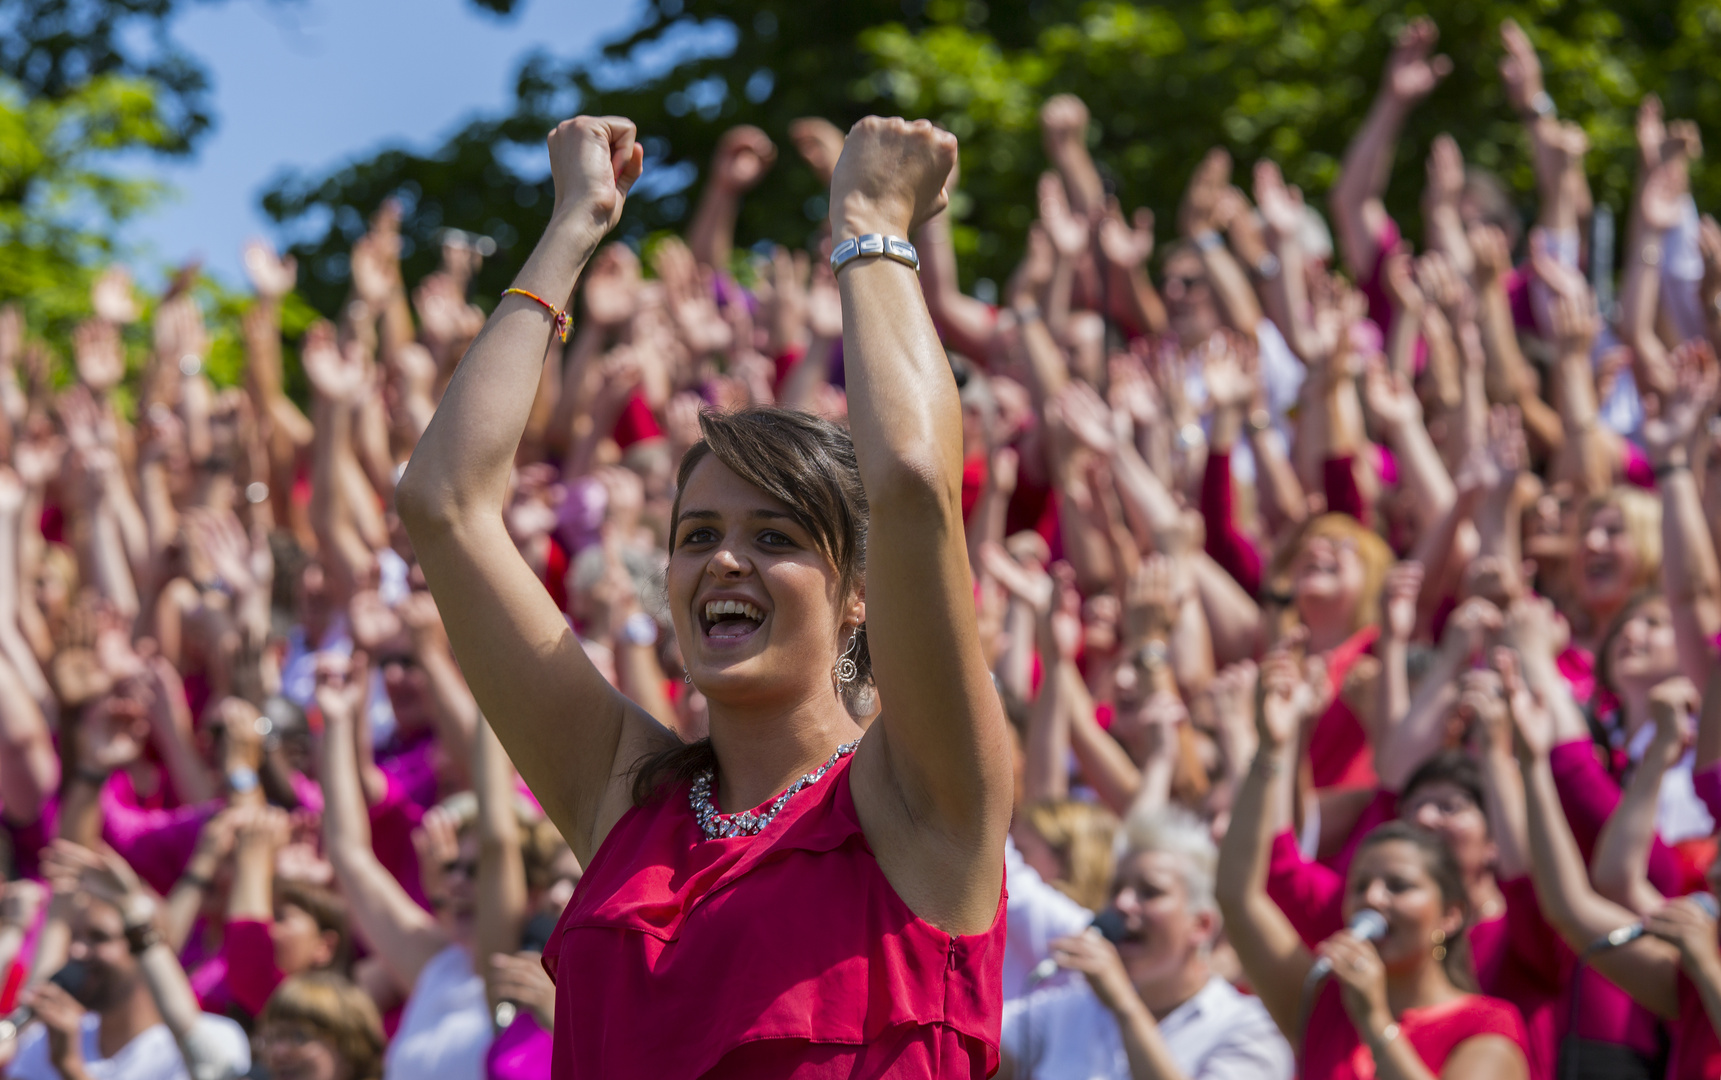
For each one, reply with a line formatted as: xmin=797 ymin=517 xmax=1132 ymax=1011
xmin=673 ymin=508 xmax=799 ymax=532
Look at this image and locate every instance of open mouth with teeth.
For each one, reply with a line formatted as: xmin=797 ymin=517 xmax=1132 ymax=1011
xmin=701 ymin=598 xmax=767 ymax=641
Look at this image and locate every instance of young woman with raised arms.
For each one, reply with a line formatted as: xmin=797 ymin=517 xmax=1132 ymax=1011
xmin=396 ymin=114 xmax=1015 ymax=1078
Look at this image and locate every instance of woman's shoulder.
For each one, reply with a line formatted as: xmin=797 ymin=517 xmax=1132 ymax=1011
xmin=1411 ymin=991 xmax=1530 ymax=1045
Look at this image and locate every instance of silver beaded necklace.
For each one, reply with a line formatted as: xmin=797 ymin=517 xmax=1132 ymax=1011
xmin=690 ymin=738 xmax=862 ymax=840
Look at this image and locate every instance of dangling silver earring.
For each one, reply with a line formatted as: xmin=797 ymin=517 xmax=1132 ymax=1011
xmin=684 ymin=671 xmax=692 ymax=685
xmin=834 ymin=628 xmax=860 ymax=688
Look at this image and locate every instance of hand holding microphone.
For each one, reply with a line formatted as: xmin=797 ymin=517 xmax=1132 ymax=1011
xmin=1306 ymin=909 xmax=1389 ymax=988
xmin=1592 ymin=892 xmax=1719 ymax=956
xmin=1027 ymin=907 xmax=1129 ymax=986
xmin=0 ymin=961 xmax=88 ymax=1042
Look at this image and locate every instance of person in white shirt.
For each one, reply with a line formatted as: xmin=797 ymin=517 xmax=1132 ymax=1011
xmin=1000 ymin=806 xmax=1293 ymax=1080
xmin=5 ymin=847 xmax=248 ymax=1080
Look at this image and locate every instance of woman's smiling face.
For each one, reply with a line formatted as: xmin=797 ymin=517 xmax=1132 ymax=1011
xmin=667 ymin=456 xmax=853 ymax=707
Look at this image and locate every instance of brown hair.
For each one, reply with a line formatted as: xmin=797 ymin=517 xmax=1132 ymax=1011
xmin=1594 ymin=589 xmax=1670 ymax=699
xmin=260 ymin=973 xmax=385 ymax=1080
xmin=277 ymin=881 xmax=350 ymax=973
xmin=633 ymin=407 xmax=872 ymax=805
xmin=1353 ymin=822 xmax=1478 ymax=992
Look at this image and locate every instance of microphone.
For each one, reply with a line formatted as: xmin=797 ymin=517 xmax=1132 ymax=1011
xmin=1027 ymin=907 xmax=1130 ymax=986
xmin=1305 ymin=909 xmax=1390 ymax=987
xmin=0 ymin=962 xmax=88 ymax=1042
xmin=1586 ymin=893 xmax=1720 ymax=954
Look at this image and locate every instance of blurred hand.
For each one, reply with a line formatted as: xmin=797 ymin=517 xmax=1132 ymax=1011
xmin=91 ymin=266 xmax=139 ymax=325
xmin=789 ymin=117 xmax=846 ymax=185
xmin=1382 ymin=18 xmax=1452 ymax=105
xmin=710 ymin=125 xmax=777 ymax=194
xmin=0 ymin=879 xmax=43 ymax=930
xmin=243 ymin=239 xmax=298 ymax=300
xmin=1498 ymin=19 xmax=1546 ymax=116
xmin=23 ymin=982 xmax=86 ymax=1076
xmin=489 ymin=951 xmax=557 ymax=1031
xmin=1098 ymin=199 xmax=1154 ymax=270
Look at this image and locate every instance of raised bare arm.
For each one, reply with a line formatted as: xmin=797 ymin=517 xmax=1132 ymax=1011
xmin=832 ymin=118 xmax=1014 ymax=935
xmin=396 ymin=116 xmax=672 ymax=864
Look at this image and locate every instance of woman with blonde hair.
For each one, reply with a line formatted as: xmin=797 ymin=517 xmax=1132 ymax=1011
xmin=1265 ymin=513 xmax=1395 ymax=794
xmin=1019 ymin=799 xmax=1119 ymax=914
xmin=257 ymin=973 xmax=386 ymax=1080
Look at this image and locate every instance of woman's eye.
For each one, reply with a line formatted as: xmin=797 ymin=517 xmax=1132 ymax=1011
xmin=682 ymin=528 xmax=716 ymax=545
xmin=759 ymin=531 xmax=792 ymax=547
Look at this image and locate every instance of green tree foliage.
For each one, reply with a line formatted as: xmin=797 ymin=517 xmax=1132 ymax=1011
xmin=265 ymin=0 xmax=1721 ymax=310
xmin=0 ymin=74 xmax=175 ymax=341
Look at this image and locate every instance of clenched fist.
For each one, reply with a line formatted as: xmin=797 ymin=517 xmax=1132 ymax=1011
xmin=547 ymin=116 xmax=646 ymax=240
xmin=828 ymin=117 xmax=957 ymax=241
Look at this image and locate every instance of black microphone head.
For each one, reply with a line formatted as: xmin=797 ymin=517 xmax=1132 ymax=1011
xmin=49 ymin=961 xmax=87 ymax=999
xmin=1348 ymin=909 xmax=1389 ymax=943
xmin=1091 ymin=908 xmax=1129 ymax=945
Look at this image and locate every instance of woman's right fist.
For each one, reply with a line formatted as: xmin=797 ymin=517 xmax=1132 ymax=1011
xmin=829 ymin=116 xmax=957 ymax=241
xmin=547 ymin=116 xmax=646 ymax=239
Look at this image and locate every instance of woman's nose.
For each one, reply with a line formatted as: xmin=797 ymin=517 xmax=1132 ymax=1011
xmin=1362 ymin=879 xmax=1393 ymax=913
xmin=67 ymin=940 xmax=88 ymax=960
xmin=707 ymin=544 xmax=748 ymax=577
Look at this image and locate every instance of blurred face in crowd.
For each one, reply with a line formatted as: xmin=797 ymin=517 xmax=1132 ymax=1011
xmin=667 ymin=456 xmax=852 ymax=712
xmin=1400 ymin=782 xmax=1494 ymax=881
xmin=65 ymin=898 xmax=140 ymax=1013
xmin=295 ymin=561 xmax=336 ymax=631
xmin=1606 ymin=596 xmax=1679 ymax=698
xmin=1576 ymin=504 xmax=1643 ymax=613
xmin=1162 ymin=249 xmax=1220 ymax=348
xmin=1343 ymin=840 xmax=1463 ymax=976
xmin=1291 ymin=535 xmax=1365 ymax=627
xmin=260 ymin=1022 xmax=350 ymax=1080
xmin=1082 ymin=594 xmax=1121 ymax=659
xmin=272 ymin=900 xmax=337 ymax=977
xmin=380 ymin=651 xmax=436 ymax=733
xmin=1110 ymin=850 xmax=1215 ymax=993
xmin=435 ymin=829 xmax=482 ymax=950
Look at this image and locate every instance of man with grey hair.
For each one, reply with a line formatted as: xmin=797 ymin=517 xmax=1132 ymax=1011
xmin=999 ymin=806 xmax=1293 ymax=1080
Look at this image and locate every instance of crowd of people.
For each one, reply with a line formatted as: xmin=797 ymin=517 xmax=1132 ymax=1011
xmin=2 ymin=11 xmax=1721 ymax=1079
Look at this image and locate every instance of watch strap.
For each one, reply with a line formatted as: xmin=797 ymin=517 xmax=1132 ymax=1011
xmin=831 ymin=234 xmax=920 ymax=274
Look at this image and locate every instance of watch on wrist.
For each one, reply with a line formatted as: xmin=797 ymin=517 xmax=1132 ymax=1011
xmin=125 ymin=919 xmax=162 ymax=955
xmin=1253 ymin=252 xmax=1282 ymax=280
xmin=1193 ymin=229 xmax=1224 ymax=253
xmin=830 ymin=234 xmax=919 ymax=275
xmin=621 ymin=611 xmax=660 ymax=648
xmin=226 ymin=766 xmax=259 ymax=795
xmin=1527 ymin=90 xmax=1557 ymax=119
xmin=1175 ymin=423 xmax=1207 ymax=452
xmin=1246 ymin=409 xmax=1273 ymax=434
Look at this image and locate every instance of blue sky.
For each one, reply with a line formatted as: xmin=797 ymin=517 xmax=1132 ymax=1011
xmin=122 ymin=0 xmax=644 ymax=284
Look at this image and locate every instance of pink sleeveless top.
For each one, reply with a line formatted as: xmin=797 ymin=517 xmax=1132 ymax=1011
xmin=541 ymin=753 xmax=1006 ymax=1078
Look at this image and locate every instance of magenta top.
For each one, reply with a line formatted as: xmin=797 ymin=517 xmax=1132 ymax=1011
xmin=1302 ymin=982 xmax=1530 ymax=1080
xmin=486 ymin=1013 xmax=552 ymax=1080
xmin=1267 ymin=829 xmax=1564 ymax=1080
xmin=1201 ymin=450 xmax=1263 ymax=598
xmin=542 ymin=753 xmax=1006 ymax=1078
xmin=1671 ymin=971 xmax=1721 ymax=1080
